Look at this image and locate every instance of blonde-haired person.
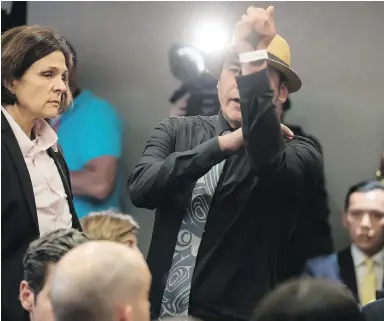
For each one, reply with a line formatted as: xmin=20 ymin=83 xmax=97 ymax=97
xmin=80 ymin=210 xmax=139 ymax=248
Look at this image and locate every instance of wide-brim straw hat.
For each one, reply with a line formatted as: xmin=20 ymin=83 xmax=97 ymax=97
xmin=209 ymin=34 xmax=302 ymax=93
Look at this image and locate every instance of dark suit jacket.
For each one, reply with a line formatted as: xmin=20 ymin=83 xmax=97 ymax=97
xmin=303 ymin=247 xmax=384 ymax=304
xmin=1 ymin=113 xmax=81 ymax=321
xmin=361 ymin=299 xmax=384 ymax=321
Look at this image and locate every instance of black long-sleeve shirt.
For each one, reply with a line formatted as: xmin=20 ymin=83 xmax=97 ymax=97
xmin=282 ymin=125 xmax=334 ymax=278
xmin=128 ymin=68 xmax=322 ymax=321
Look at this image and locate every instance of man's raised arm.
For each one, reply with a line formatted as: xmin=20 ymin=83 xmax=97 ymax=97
xmin=127 ymin=117 xmax=228 ymax=209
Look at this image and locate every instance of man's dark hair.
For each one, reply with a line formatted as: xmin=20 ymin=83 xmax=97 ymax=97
xmin=1 ymin=25 xmax=74 ymax=112
xmin=251 ymin=278 xmax=363 ymax=321
xmin=344 ymin=180 xmax=384 ymax=211
xmin=23 ymin=228 xmax=89 ymax=297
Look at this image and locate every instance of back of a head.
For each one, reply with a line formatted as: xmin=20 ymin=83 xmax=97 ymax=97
xmin=51 ymin=240 xmax=149 ymax=321
xmin=251 ymin=278 xmax=363 ymax=321
xmin=80 ymin=210 xmax=139 ymax=246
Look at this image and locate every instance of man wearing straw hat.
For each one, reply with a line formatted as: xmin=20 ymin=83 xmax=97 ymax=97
xmin=128 ymin=5 xmax=322 ymax=321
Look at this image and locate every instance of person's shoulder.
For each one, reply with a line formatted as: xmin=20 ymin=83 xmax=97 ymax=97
xmin=286 ymin=134 xmax=323 ymax=172
xmin=289 ymin=135 xmax=321 ymax=153
xmin=304 ymin=253 xmax=338 ymax=277
xmin=78 ymin=90 xmax=118 ymax=116
xmin=307 ymin=253 xmax=337 ymax=266
xmin=361 ymin=299 xmax=384 ymax=321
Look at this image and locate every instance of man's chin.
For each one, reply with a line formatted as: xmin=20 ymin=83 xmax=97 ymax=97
xmin=222 ymin=110 xmax=242 ymax=129
xmin=231 ymin=119 xmax=242 ymax=129
xmin=356 ymin=241 xmax=380 ymax=254
xmin=229 ymin=111 xmax=242 ymax=127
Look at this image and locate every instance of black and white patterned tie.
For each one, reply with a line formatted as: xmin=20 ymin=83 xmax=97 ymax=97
xmin=159 ymin=158 xmax=227 ymax=320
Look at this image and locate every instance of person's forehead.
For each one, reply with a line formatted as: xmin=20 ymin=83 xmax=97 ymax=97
xmin=29 ymin=51 xmax=67 ymax=72
xmin=349 ymin=190 xmax=384 ymax=208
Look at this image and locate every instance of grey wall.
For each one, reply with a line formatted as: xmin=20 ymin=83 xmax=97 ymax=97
xmin=27 ymin=1 xmax=384 ymax=256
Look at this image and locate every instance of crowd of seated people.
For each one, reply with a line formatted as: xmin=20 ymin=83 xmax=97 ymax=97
xmin=13 ymin=221 xmax=384 ymax=321
xmin=1 ymin=4 xmax=384 ymax=321
xmin=8 ymin=177 xmax=382 ymax=321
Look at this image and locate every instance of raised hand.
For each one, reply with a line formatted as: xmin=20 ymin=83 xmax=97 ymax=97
xmin=233 ymin=5 xmax=277 ymax=53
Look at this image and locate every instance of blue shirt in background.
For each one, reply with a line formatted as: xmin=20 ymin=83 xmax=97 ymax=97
xmin=57 ymin=90 xmax=123 ymax=218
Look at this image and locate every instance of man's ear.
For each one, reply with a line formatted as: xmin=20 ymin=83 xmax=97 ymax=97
xmin=342 ymin=211 xmax=348 ymax=228
xmin=19 ymin=280 xmax=35 ymax=312
xmin=278 ymin=83 xmax=288 ymax=104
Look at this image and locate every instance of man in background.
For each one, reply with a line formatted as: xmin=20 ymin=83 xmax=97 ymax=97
xmin=19 ymin=229 xmax=89 ymax=321
xmin=51 ymin=42 xmax=123 ymax=219
xmin=304 ymin=181 xmax=384 ymax=305
xmin=169 ymin=73 xmax=220 ymax=117
xmin=51 ymin=241 xmax=151 ymax=321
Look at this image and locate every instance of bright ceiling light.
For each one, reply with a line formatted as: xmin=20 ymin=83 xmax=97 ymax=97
xmin=192 ymin=21 xmax=229 ymax=54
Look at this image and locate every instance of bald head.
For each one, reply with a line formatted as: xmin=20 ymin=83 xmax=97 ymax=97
xmin=51 ymin=241 xmax=151 ymax=321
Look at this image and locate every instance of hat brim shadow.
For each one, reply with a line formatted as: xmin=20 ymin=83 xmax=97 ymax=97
xmin=267 ymin=59 xmax=302 ymax=93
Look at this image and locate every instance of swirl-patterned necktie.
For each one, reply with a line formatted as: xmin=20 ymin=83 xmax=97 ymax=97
xmin=159 ymin=154 xmax=227 ymax=320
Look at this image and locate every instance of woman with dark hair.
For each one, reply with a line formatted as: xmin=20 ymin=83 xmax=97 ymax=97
xmin=1 ymin=25 xmax=81 ymax=321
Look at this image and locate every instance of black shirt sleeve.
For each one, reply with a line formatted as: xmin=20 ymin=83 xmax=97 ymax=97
xmin=236 ymin=68 xmax=321 ymax=184
xmin=127 ymin=117 xmax=227 ymax=209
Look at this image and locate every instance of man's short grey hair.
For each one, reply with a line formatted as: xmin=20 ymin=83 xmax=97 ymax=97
xmin=23 ymin=228 xmax=89 ymax=297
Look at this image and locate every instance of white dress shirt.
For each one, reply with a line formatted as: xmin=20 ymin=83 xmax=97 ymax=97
xmin=2 ymin=107 xmax=72 ymax=236
xmin=351 ymin=244 xmax=384 ymax=292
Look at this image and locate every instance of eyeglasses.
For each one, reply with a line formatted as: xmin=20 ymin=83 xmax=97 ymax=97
xmin=347 ymin=210 xmax=384 ymax=223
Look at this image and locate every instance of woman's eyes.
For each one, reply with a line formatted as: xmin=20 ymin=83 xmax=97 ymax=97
xmin=41 ymin=71 xmax=53 ymax=78
xmin=41 ymin=71 xmax=67 ymax=81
